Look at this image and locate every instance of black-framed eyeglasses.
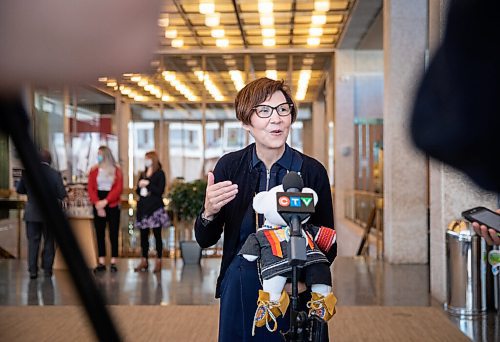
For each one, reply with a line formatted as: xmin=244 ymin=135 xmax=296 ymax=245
xmin=252 ymin=102 xmax=293 ymax=118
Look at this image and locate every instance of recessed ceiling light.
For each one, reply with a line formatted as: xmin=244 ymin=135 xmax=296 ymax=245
xmin=311 ymin=14 xmax=327 ymax=25
xmin=172 ymin=39 xmax=184 ymax=48
xmin=199 ymin=0 xmax=215 ymax=15
xmin=265 ymin=70 xmax=278 ymax=80
xmin=165 ymin=28 xmax=177 ymax=39
xmin=262 ymin=28 xmax=276 ymax=37
xmin=263 ymin=38 xmax=275 ymax=47
xmin=211 ymin=28 xmax=225 ymax=38
xmin=307 ymin=37 xmax=321 ymax=46
xmin=265 ymin=59 xmax=277 ymax=67
xmin=158 ymin=16 xmax=169 ymax=27
xmin=314 ymin=0 xmax=330 ymax=12
xmin=258 ymin=1 xmax=273 ymax=14
xmin=260 ymin=15 xmax=274 ymax=27
xmin=309 ymin=27 xmax=323 ymax=37
xmin=303 ymin=58 xmax=314 ymax=65
xmin=205 ymin=12 xmax=220 ymax=27
xmin=216 ymin=38 xmax=229 ymax=48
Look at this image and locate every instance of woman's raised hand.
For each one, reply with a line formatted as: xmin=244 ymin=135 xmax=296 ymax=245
xmin=203 ymin=171 xmax=238 ymax=219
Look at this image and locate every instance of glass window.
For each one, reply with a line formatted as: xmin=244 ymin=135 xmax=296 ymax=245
xmin=32 ymin=87 xmax=116 ymax=183
xmin=168 ymin=122 xmax=203 ymax=182
xmin=130 ymin=122 xmax=155 ymax=177
xmin=223 ymin=122 xmax=248 ymax=152
xmin=71 ymin=132 xmax=118 ymax=182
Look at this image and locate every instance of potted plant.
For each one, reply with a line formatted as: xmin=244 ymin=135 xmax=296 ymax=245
xmin=168 ymin=178 xmax=207 ymax=264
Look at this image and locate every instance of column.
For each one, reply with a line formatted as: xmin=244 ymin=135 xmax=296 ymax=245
xmin=333 ymin=49 xmax=383 ymax=256
xmin=383 ymin=0 xmax=428 ymax=263
xmin=116 ymin=96 xmax=131 ymax=190
xmin=154 ymin=118 xmax=169 ymax=188
xmin=163 ymin=122 xmax=171 ymax=189
xmin=302 ymin=120 xmax=312 ymax=156
xmin=311 ymin=100 xmax=326 ymax=165
xmin=325 ymin=55 xmax=335 ymax=183
xmin=333 ymin=50 xmax=356 ymax=232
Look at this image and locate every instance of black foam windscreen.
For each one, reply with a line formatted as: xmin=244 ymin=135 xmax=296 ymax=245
xmin=282 ymin=171 xmax=303 ymax=192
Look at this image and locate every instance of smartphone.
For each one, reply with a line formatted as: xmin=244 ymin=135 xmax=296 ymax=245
xmin=462 ymin=206 xmax=500 ymax=232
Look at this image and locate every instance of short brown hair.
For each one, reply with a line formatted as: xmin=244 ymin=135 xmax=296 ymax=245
xmin=145 ymin=150 xmax=161 ymax=173
xmin=235 ymin=78 xmax=297 ymax=125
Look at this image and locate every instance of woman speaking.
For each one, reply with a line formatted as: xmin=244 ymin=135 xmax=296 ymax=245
xmin=194 ymin=78 xmax=336 ymax=341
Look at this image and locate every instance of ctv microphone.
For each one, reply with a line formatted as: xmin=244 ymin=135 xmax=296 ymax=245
xmin=277 ymin=171 xmax=315 ymax=265
xmin=282 ymin=171 xmax=303 ymax=193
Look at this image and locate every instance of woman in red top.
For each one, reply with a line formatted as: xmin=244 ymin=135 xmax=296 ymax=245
xmin=87 ymin=145 xmax=123 ymax=273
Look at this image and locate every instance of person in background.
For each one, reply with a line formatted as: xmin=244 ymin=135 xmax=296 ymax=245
xmin=194 ymin=78 xmax=336 ymax=341
xmin=87 ymin=145 xmax=123 ymax=273
xmin=16 ymin=149 xmax=67 ymax=279
xmin=134 ymin=151 xmax=169 ymax=273
xmin=472 ymin=209 xmax=500 ymax=245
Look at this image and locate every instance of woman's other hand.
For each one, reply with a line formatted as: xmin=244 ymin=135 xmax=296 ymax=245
xmin=95 ymin=199 xmax=108 ymax=210
xmin=138 ymin=179 xmax=150 ymax=188
xmin=96 ymin=208 xmax=106 ymax=217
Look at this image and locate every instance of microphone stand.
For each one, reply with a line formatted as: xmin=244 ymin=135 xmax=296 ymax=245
xmin=284 ymin=216 xmax=326 ymax=342
xmin=284 ymin=215 xmax=307 ymax=342
xmin=279 ymin=172 xmax=324 ymax=342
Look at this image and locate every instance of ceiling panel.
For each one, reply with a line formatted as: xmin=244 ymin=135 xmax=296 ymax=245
xmin=97 ymin=0 xmax=356 ymax=111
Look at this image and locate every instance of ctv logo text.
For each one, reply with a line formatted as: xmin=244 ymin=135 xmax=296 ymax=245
xmin=278 ymin=196 xmax=313 ymax=207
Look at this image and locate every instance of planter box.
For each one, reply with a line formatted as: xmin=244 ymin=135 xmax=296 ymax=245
xmin=180 ymin=240 xmax=202 ymax=264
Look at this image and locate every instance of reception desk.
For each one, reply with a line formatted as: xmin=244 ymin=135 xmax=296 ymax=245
xmin=54 ymin=215 xmax=97 ymax=270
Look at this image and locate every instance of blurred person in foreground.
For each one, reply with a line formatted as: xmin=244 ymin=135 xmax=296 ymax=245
xmin=16 ymin=149 xmax=66 ymax=279
xmin=134 ymin=151 xmax=170 ymax=273
xmin=194 ymin=78 xmax=336 ymax=341
xmin=410 ymin=1 xmax=500 ymax=246
xmin=87 ymin=145 xmax=123 ymax=273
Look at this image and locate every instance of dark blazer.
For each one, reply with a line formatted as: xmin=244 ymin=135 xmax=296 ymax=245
xmin=16 ymin=162 xmax=67 ymax=222
xmin=135 ymin=169 xmax=166 ymax=221
xmin=194 ymin=144 xmax=336 ymax=298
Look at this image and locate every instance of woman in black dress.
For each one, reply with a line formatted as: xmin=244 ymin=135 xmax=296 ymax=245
xmin=134 ymin=151 xmax=170 ymax=272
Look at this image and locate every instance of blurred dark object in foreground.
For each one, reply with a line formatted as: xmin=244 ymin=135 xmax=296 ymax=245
xmin=0 ymin=97 xmax=121 ymax=341
xmin=411 ymin=0 xmax=500 ymax=192
xmin=0 ymin=0 xmax=160 ymax=87
xmin=0 ymin=1 xmax=162 ymax=340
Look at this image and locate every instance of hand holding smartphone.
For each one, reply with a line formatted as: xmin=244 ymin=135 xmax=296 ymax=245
xmin=462 ymin=206 xmax=500 ymax=245
xmin=462 ymin=207 xmax=500 ymax=232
